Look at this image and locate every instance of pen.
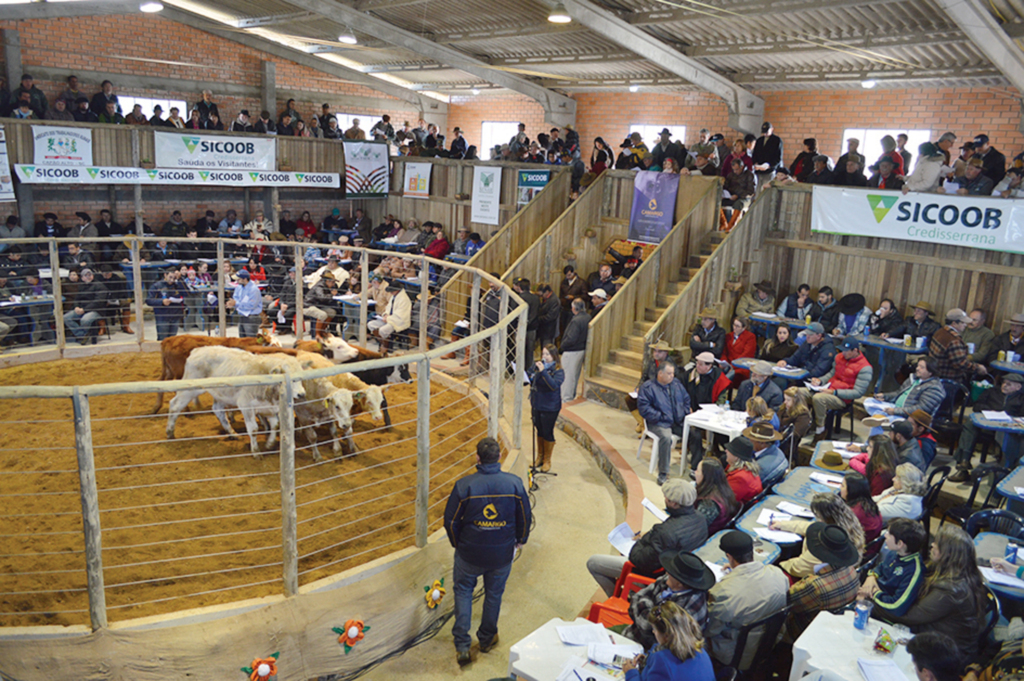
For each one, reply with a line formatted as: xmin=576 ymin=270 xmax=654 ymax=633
xmin=574 ymin=670 xmax=584 ymax=681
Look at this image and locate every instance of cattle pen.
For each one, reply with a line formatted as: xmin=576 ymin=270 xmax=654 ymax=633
xmin=0 ymin=252 xmax=529 ymax=681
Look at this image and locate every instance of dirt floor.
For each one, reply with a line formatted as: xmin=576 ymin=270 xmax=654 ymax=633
xmin=0 ymin=352 xmax=487 ymax=628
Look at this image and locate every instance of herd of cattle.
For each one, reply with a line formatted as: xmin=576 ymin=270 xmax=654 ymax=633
xmin=154 ymin=333 xmax=411 ymax=460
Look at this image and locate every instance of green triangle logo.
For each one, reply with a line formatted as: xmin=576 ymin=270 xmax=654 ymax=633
xmin=86 ymin=167 xmax=99 ymax=179
xmin=295 ymin=173 xmax=305 ymax=183
xmin=249 ymin=172 xmax=259 ymax=182
xmin=198 ymin=171 xmax=210 ymax=181
xmin=146 ymin=169 xmax=159 ymax=179
xmin=22 ymin=166 xmax=34 ymax=177
xmin=866 ymin=194 xmax=898 ymax=223
xmin=182 ymin=136 xmax=200 ymax=153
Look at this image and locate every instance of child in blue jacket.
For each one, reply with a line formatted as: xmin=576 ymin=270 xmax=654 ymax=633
xmin=858 ymin=518 xmax=926 ymax=617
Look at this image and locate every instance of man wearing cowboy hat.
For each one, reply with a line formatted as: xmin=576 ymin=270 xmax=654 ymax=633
xmin=745 ymin=422 xmax=787 ymax=485
xmin=688 ymin=307 xmax=727 ymax=359
xmin=785 ymin=523 xmax=860 ymax=641
xmin=810 ymin=337 xmax=872 ymax=443
xmin=950 ymin=373 xmax=1024 ymax=481
xmin=833 ymin=293 xmax=872 ymax=337
xmin=638 ymin=360 xmax=692 ymax=485
xmin=651 ymin=128 xmax=684 ymax=170
xmin=705 ymin=530 xmax=788 ymax=665
xmin=928 ymin=308 xmax=988 ymax=382
xmin=624 ymin=550 xmax=715 ymax=650
xmin=735 ymin=280 xmax=776 ymax=320
xmin=732 ymin=360 xmax=783 ymax=412
xmin=993 ymin=312 xmax=1024 ymax=360
xmin=903 ymin=301 xmax=940 ymax=341
xmin=907 ymin=409 xmax=939 ymax=469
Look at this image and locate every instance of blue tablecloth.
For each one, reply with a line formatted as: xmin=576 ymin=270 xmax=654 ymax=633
xmin=732 ymin=356 xmax=809 ymax=381
xmin=696 ymin=530 xmax=781 ymax=568
xmin=772 ymin=466 xmax=842 ymax=504
xmin=975 ymin=531 xmax=1024 ymax=601
xmin=809 ymin=440 xmax=861 ymax=472
xmin=736 ymin=494 xmax=813 ymax=545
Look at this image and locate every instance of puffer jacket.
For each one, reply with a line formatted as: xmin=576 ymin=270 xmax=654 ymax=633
xmin=789 ymin=337 xmax=836 ymax=379
xmin=638 ymin=377 xmax=691 ymax=428
xmin=880 ymin=376 xmax=944 ymax=416
xmin=628 ymin=504 xmax=709 ymax=577
xmin=443 ymin=462 xmax=531 ymax=570
xmin=821 ymin=352 xmax=872 ymax=401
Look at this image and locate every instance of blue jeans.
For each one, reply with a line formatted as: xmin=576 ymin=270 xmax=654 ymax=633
xmin=452 ymin=552 xmax=512 ymax=652
xmin=154 ymin=312 xmax=181 ymax=340
xmin=63 ymin=310 xmax=101 ymax=339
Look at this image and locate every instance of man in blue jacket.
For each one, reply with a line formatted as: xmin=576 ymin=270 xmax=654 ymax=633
xmin=780 ymin=322 xmax=835 ymax=379
xmin=444 ymin=437 xmax=531 ymax=667
xmin=638 ymin=360 xmax=692 ymax=485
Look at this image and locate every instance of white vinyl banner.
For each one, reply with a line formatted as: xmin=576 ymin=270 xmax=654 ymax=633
xmin=0 ymin=125 xmax=13 ymax=202
xmin=343 ymin=141 xmax=389 ymax=197
xmin=155 ymin=131 xmax=276 ymax=170
xmin=811 ymin=185 xmax=1024 ymax=255
xmin=403 ymin=162 xmax=432 ymax=199
xmin=14 ymin=164 xmax=339 ymax=188
xmin=470 ymin=165 xmax=503 ymax=226
xmin=32 ymin=125 xmax=93 ymax=166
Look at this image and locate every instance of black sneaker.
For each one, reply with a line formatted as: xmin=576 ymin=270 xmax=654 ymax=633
xmin=456 ymin=650 xmax=472 ymax=666
xmin=479 ymin=634 xmax=499 ymax=653
xmin=948 ymin=467 xmax=972 ymax=483
xmin=657 ymin=474 xmax=668 ymax=486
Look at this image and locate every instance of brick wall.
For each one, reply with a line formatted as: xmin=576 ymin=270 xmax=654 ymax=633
xmin=446 ymin=94 xmax=547 ymax=152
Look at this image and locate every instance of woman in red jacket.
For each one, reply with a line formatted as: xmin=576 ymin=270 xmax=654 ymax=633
xmin=423 ymin=223 xmax=450 ymax=259
xmin=723 ymin=437 xmax=762 ymax=504
xmin=723 ymin=316 xmax=758 ymax=387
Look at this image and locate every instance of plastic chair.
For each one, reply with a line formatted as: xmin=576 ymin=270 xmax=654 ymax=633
xmin=927 ymin=465 xmax=951 ymax=488
xmin=940 ymin=466 xmax=1010 ymax=527
xmin=920 ymin=467 xmax=950 ymax=547
xmin=965 ymin=508 xmax=1024 ymax=539
xmin=636 ymin=423 xmax=681 ymax=475
xmin=721 ymin=604 xmax=791 ymax=675
xmin=979 ymin=586 xmax=1002 ymax=658
xmin=587 ymin=561 xmax=655 ymax=628
xmin=777 ymin=423 xmax=797 ymax=469
xmin=933 ymin=379 xmax=969 ymax=455
xmin=824 ymin=401 xmax=856 ymax=442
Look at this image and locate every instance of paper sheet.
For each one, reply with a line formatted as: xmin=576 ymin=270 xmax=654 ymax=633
xmin=776 ymin=500 xmax=814 ymax=517
xmin=750 ymin=312 xmax=776 ymax=318
xmin=555 ymin=656 xmax=618 ymax=681
xmin=607 ymin=522 xmax=636 ymax=557
xmin=454 ymin=319 xmax=470 ymax=329
xmin=641 ymin=497 xmax=669 ymax=522
xmin=587 ymin=642 xmax=644 ymax=667
xmin=1015 ymin=486 xmax=1024 ymax=498
xmin=806 ymin=381 xmax=832 ymax=392
xmin=810 ymin=471 xmax=844 ymax=486
xmin=754 ymin=527 xmax=802 ymax=543
xmin=863 ymin=397 xmax=895 ymax=412
xmin=982 ymin=410 xmax=1013 ymax=421
xmin=705 ymin=561 xmax=728 ymax=583
xmin=858 ymin=657 xmax=910 ymax=681
xmin=885 ymin=337 xmax=906 ymax=344
xmin=628 ymin=391 xmax=638 ymax=399
xmin=556 ymin=623 xmax=613 ymax=646
xmin=943 ymin=182 xmax=960 ymax=195
xmin=776 ymin=366 xmax=804 ymax=374
xmin=981 ymin=566 xmax=1024 ymax=589
xmin=756 ymin=508 xmax=792 ymax=526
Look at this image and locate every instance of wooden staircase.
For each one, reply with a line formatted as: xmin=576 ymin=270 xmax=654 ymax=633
xmin=587 ymin=231 xmax=726 ymax=399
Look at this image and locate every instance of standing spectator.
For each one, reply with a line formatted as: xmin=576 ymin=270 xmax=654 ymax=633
xmin=443 ymin=437 xmax=530 ymax=667
xmin=146 ymin=267 xmax=186 ymax=340
xmin=149 ymin=104 xmax=167 ymax=127
xmin=90 ymin=80 xmax=121 ymax=118
xmin=973 ymin=134 xmax=1007 ymax=186
xmin=193 ymin=90 xmax=218 ymax=124
xmin=752 ymin=121 xmax=783 ymax=189
xmin=228 ymin=270 xmax=262 ymax=337
xmin=897 ymin=133 xmax=913 ymax=171
xmin=722 ymin=157 xmax=755 ymax=227
xmin=560 ymin=298 xmax=589 ymax=402
xmin=344 ymin=118 xmax=366 ymax=140
xmin=0 ymin=216 xmax=26 ymax=254
xmin=450 ymin=127 xmax=468 ymax=159
xmin=720 ymin=138 xmax=753 ymax=177
xmin=559 ymin=265 xmax=587 ymax=333
xmin=789 ymin=138 xmax=819 ymax=182
xmin=651 ymin=128 xmax=684 ymax=170
xmin=322 ymin=117 xmax=341 ymax=139
xmin=166 ymin=106 xmax=185 ymax=128
xmin=13 ymin=74 xmax=47 ymax=118
xmin=536 ymin=284 xmax=560 ymax=350
xmin=902 ymin=143 xmax=948 ymax=193
xmin=877 ymin=135 xmax=906 ymax=177
xmin=58 ymin=75 xmax=83 ymax=109
xmin=278 ymin=99 xmax=300 ymax=125
xmin=370 ymin=115 xmax=395 ymax=144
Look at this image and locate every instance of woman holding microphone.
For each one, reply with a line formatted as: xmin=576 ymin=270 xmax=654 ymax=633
xmin=529 ymin=344 xmax=565 ymax=473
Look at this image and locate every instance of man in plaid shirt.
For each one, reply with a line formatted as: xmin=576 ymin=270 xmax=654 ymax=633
xmin=928 ymin=308 xmax=989 ymax=383
xmin=784 ymin=523 xmax=860 ymax=641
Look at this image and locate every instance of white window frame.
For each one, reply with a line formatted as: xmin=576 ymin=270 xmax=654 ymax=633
xmin=118 ymin=96 xmax=187 ymax=120
xmin=629 ymin=124 xmax=687 ymax=151
xmin=481 ymin=121 xmax=520 ymax=158
xmin=841 ymin=128 xmax=931 ymax=171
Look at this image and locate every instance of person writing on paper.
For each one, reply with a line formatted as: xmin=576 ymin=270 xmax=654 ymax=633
xmin=849 ymin=434 xmax=899 ymax=494
xmin=621 ymin=601 xmax=714 ymax=681
xmin=623 ymin=551 xmax=715 ymax=651
xmin=873 ymin=463 xmax=926 ymax=522
xmin=705 ymin=531 xmax=789 ymax=667
xmin=784 ymin=524 xmax=860 ymax=641
xmin=586 ymin=480 xmax=708 ymax=596
xmin=870 ymin=357 xmax=945 ymax=417
xmin=528 ymin=345 xmax=564 ymax=473
xmin=638 ymin=361 xmax=693 ymax=485
xmin=859 ymin=518 xmax=926 ymax=617
xmin=810 ymin=337 xmax=872 ymax=444
xmin=949 ymin=373 xmax=1024 ymax=481
xmin=780 ymin=321 xmax=835 ymax=380
xmin=694 ymin=458 xmax=738 ymax=534
xmin=771 ymin=492 xmax=864 ymax=579
xmin=886 ymin=525 xmax=986 ymax=660
xmin=723 ymin=437 xmax=762 ymax=504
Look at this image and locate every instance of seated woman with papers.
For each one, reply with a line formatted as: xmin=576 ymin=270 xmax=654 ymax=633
xmin=621 ymin=601 xmax=715 ymax=681
xmin=770 ymin=493 xmax=865 ymax=579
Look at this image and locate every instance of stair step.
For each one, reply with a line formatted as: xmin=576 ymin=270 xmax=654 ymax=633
xmin=608 ymin=348 xmax=644 ymax=371
xmin=644 ymin=306 xmax=666 ymax=322
xmin=622 ymin=335 xmax=646 ymax=353
xmin=633 ymin=319 xmax=655 ymax=335
xmin=708 ymin=232 xmax=725 ymax=244
xmin=657 ymin=294 xmax=674 ymax=308
xmin=597 ymin=362 xmax=640 ymax=384
xmin=688 ymin=254 xmax=709 ymax=268
xmin=586 ymin=374 xmax=638 ymax=399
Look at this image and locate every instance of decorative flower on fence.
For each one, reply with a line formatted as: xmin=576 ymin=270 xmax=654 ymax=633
xmin=333 ymin=619 xmax=371 ymax=654
xmin=241 ymin=652 xmax=279 ymax=681
xmin=424 ymin=578 xmax=446 ymax=609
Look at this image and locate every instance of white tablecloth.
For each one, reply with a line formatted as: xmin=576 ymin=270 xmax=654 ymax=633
xmin=790 ymin=611 xmax=915 ymax=681
xmin=508 ymin=617 xmax=634 ymax=681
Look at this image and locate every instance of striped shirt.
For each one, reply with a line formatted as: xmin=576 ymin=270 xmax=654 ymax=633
xmin=785 ymin=565 xmax=859 ymax=641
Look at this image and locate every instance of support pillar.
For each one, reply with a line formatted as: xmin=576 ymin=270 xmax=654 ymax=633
xmin=261 ymin=61 xmax=276 ymax=120
xmin=72 ymin=388 xmax=107 ymax=631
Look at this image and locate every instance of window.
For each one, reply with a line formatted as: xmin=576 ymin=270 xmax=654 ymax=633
xmin=332 ymin=113 xmax=366 ymax=132
xmin=629 ymin=124 xmax=686 ymax=150
xmin=118 ymin=96 xmax=187 ymax=119
xmin=481 ymin=121 xmax=520 ymax=159
xmin=841 ymin=128 xmax=931 ymax=171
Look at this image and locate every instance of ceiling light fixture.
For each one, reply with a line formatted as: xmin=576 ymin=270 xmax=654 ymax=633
xmin=139 ymin=2 xmax=164 ymax=12
xmin=548 ymin=2 xmax=572 ymax=23
xmin=338 ymin=32 xmax=358 ymax=45
xmin=861 ymin=79 xmax=876 ymax=89
xmin=629 ymin=85 xmax=640 ymax=93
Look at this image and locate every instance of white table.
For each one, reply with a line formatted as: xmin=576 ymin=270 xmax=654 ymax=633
xmin=790 ymin=611 xmax=915 ymax=681
xmin=680 ymin=408 xmax=748 ymax=474
xmin=508 ymin=617 xmax=633 ymax=681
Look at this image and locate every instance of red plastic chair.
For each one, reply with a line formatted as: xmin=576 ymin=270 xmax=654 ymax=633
xmin=587 ymin=561 xmax=655 ymax=628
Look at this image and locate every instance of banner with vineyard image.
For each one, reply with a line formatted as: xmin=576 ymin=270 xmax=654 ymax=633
xmin=32 ymin=126 xmax=93 ymax=166
xmin=343 ymin=141 xmax=390 ymax=198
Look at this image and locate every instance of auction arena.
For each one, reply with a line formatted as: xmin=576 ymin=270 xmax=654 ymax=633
xmin=0 ymin=351 xmax=488 ymax=628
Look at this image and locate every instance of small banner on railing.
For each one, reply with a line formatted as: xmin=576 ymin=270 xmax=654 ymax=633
xmin=516 ymin=169 xmax=550 ymax=207
xmin=471 ymin=165 xmax=502 ymax=225
xmin=810 ymin=185 xmax=1024 ymax=255
xmin=32 ymin=125 xmax=93 ymax=166
xmin=628 ymin=170 xmax=680 ymax=244
xmin=344 ymin=141 xmax=389 ymax=198
xmin=155 ymin=131 xmax=276 ymax=171
xmin=403 ymin=162 xmax=432 ymax=199
xmin=0 ymin=126 xmax=13 ymax=202
xmin=13 ymin=164 xmax=340 ymax=188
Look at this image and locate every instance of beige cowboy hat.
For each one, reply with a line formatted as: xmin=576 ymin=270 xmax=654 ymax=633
xmin=742 ymin=422 xmax=782 ymax=442
xmin=818 ymin=451 xmax=849 ymax=471
xmin=912 ymin=300 xmax=934 ymax=314
xmin=1005 ymin=313 xmax=1024 ymax=326
xmin=699 ymin=307 xmax=718 ymax=319
xmin=650 ymin=340 xmax=672 ymax=352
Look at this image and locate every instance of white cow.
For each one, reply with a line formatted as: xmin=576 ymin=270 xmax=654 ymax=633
xmin=166 ymin=346 xmax=309 ymax=454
